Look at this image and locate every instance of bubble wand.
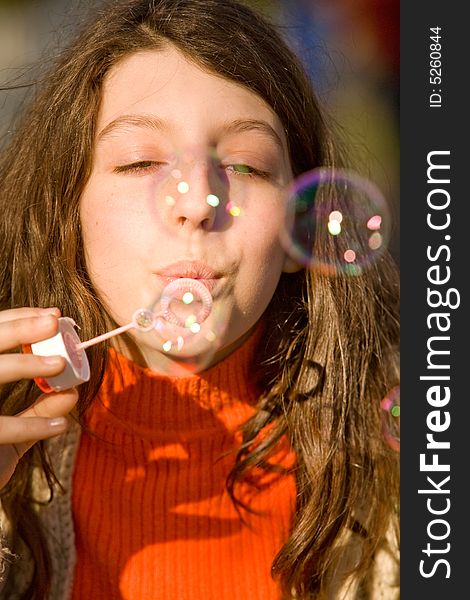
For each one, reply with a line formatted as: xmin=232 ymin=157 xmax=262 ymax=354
xmin=23 ymin=278 xmax=213 ymax=392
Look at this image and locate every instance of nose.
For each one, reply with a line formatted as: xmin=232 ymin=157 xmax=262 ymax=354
xmin=163 ymin=161 xmax=221 ymax=232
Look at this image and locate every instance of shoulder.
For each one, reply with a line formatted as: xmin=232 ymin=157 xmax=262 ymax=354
xmin=0 ymin=500 xmax=33 ymax=600
xmin=362 ymin=523 xmax=400 ymax=599
xmin=0 ymin=420 xmax=81 ymax=598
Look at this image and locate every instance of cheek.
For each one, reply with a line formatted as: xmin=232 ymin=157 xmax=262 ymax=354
xmin=247 ymin=190 xmax=287 ymax=237
xmin=81 ymin=209 xmax=116 ymax=268
xmin=243 ymin=209 xmax=286 ymax=261
xmin=80 ymin=185 xmax=145 ymax=265
xmin=80 ymin=219 xmax=131 ymax=303
xmin=238 ymin=198 xmax=288 ymax=270
xmin=235 ymin=224 xmax=286 ymax=305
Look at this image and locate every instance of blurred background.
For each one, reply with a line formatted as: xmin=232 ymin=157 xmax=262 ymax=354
xmin=0 ymin=0 xmax=399 ymax=263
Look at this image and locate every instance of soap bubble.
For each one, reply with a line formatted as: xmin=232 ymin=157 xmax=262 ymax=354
xmin=155 ymin=277 xmax=214 ymax=349
xmin=132 ymin=308 xmax=157 ymax=332
xmin=380 ymin=386 xmax=400 ymax=452
xmin=129 ymin=277 xmax=229 ymax=375
xmin=279 ymin=168 xmax=392 ymax=276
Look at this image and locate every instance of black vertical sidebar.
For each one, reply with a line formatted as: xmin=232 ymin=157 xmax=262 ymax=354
xmin=401 ymin=2 xmax=467 ymax=598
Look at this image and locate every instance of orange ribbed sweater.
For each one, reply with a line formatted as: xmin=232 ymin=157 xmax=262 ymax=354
xmin=71 ymin=333 xmax=296 ymax=600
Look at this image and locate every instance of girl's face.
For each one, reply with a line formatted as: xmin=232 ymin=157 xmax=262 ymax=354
xmin=80 ymin=46 xmax=296 ymax=372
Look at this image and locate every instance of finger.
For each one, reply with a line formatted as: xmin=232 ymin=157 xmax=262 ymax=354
xmin=19 ymin=387 xmax=79 ymax=420
xmin=0 ymin=306 xmax=61 ymax=324
xmin=14 ymin=388 xmax=79 ymax=457
xmin=0 ymin=444 xmax=22 ymax=489
xmin=0 ymin=415 xmax=68 ymax=445
xmin=0 ymin=314 xmax=60 ymax=353
xmin=0 ymin=353 xmax=66 ymax=385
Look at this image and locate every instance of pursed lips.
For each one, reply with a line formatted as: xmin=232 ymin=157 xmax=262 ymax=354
xmin=155 ymin=260 xmax=223 ymax=292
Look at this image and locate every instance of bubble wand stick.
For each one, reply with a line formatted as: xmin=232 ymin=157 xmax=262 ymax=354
xmin=23 ymin=278 xmax=213 ymax=392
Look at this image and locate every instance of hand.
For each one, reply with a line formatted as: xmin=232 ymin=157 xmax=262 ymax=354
xmin=0 ymin=307 xmax=79 ymax=489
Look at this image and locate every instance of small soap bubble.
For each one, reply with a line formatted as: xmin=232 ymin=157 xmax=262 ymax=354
xmin=367 ymin=215 xmax=382 ymax=230
xmin=343 ymin=249 xmax=356 ymax=263
xmin=380 ymin=386 xmax=400 ymax=452
xmin=329 ymin=210 xmax=343 ymax=223
xmin=327 ymin=220 xmax=341 ymax=236
xmin=368 ymin=232 xmax=383 ymax=250
xmin=205 ymin=330 xmax=217 ymax=343
xmin=132 ymin=308 xmax=156 ymax=332
xmin=184 ymin=314 xmax=198 ymax=328
xmin=190 ymin=322 xmax=201 ymax=334
xmin=177 ymin=181 xmax=190 ymax=194
xmin=206 ymin=194 xmax=220 ymax=208
xmin=227 ymin=201 xmax=242 ymax=217
xmin=182 ymin=292 xmax=194 ymax=305
xmin=279 ymin=168 xmax=391 ymax=276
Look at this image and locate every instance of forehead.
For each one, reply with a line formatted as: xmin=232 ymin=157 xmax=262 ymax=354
xmin=96 ymin=46 xmax=285 ymax=140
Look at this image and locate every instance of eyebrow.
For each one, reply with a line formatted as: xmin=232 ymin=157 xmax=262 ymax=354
xmin=97 ymin=114 xmax=284 ymax=151
xmin=218 ymin=118 xmax=284 ymax=152
xmin=97 ymin=114 xmax=166 ymax=142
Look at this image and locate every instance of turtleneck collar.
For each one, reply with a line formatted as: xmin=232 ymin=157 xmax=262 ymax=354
xmin=84 ymin=325 xmax=265 ymax=442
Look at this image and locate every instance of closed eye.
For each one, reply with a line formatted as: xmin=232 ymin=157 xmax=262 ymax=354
xmin=224 ymin=164 xmax=270 ymax=179
xmin=113 ymin=160 xmax=164 ymax=174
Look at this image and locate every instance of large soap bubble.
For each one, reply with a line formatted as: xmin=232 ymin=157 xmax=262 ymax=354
xmin=280 ymin=168 xmax=392 ymax=276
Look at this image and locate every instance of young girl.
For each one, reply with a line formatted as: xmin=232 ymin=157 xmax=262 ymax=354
xmin=0 ymin=1 xmax=400 ymax=598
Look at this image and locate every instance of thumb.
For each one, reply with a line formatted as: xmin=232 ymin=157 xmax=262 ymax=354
xmin=19 ymin=387 xmax=79 ymax=420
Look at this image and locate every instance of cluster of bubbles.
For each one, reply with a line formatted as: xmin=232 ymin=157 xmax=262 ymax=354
xmin=129 ymin=277 xmax=226 ymax=374
xmin=151 ymin=147 xmax=245 ymax=229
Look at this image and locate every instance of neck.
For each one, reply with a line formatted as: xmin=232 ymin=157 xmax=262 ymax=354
xmin=85 ymin=324 xmax=265 ymax=440
xmin=113 ymin=323 xmax=260 ymax=377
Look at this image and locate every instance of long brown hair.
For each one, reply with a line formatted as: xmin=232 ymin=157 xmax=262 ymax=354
xmin=0 ymin=1 xmax=399 ymax=597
